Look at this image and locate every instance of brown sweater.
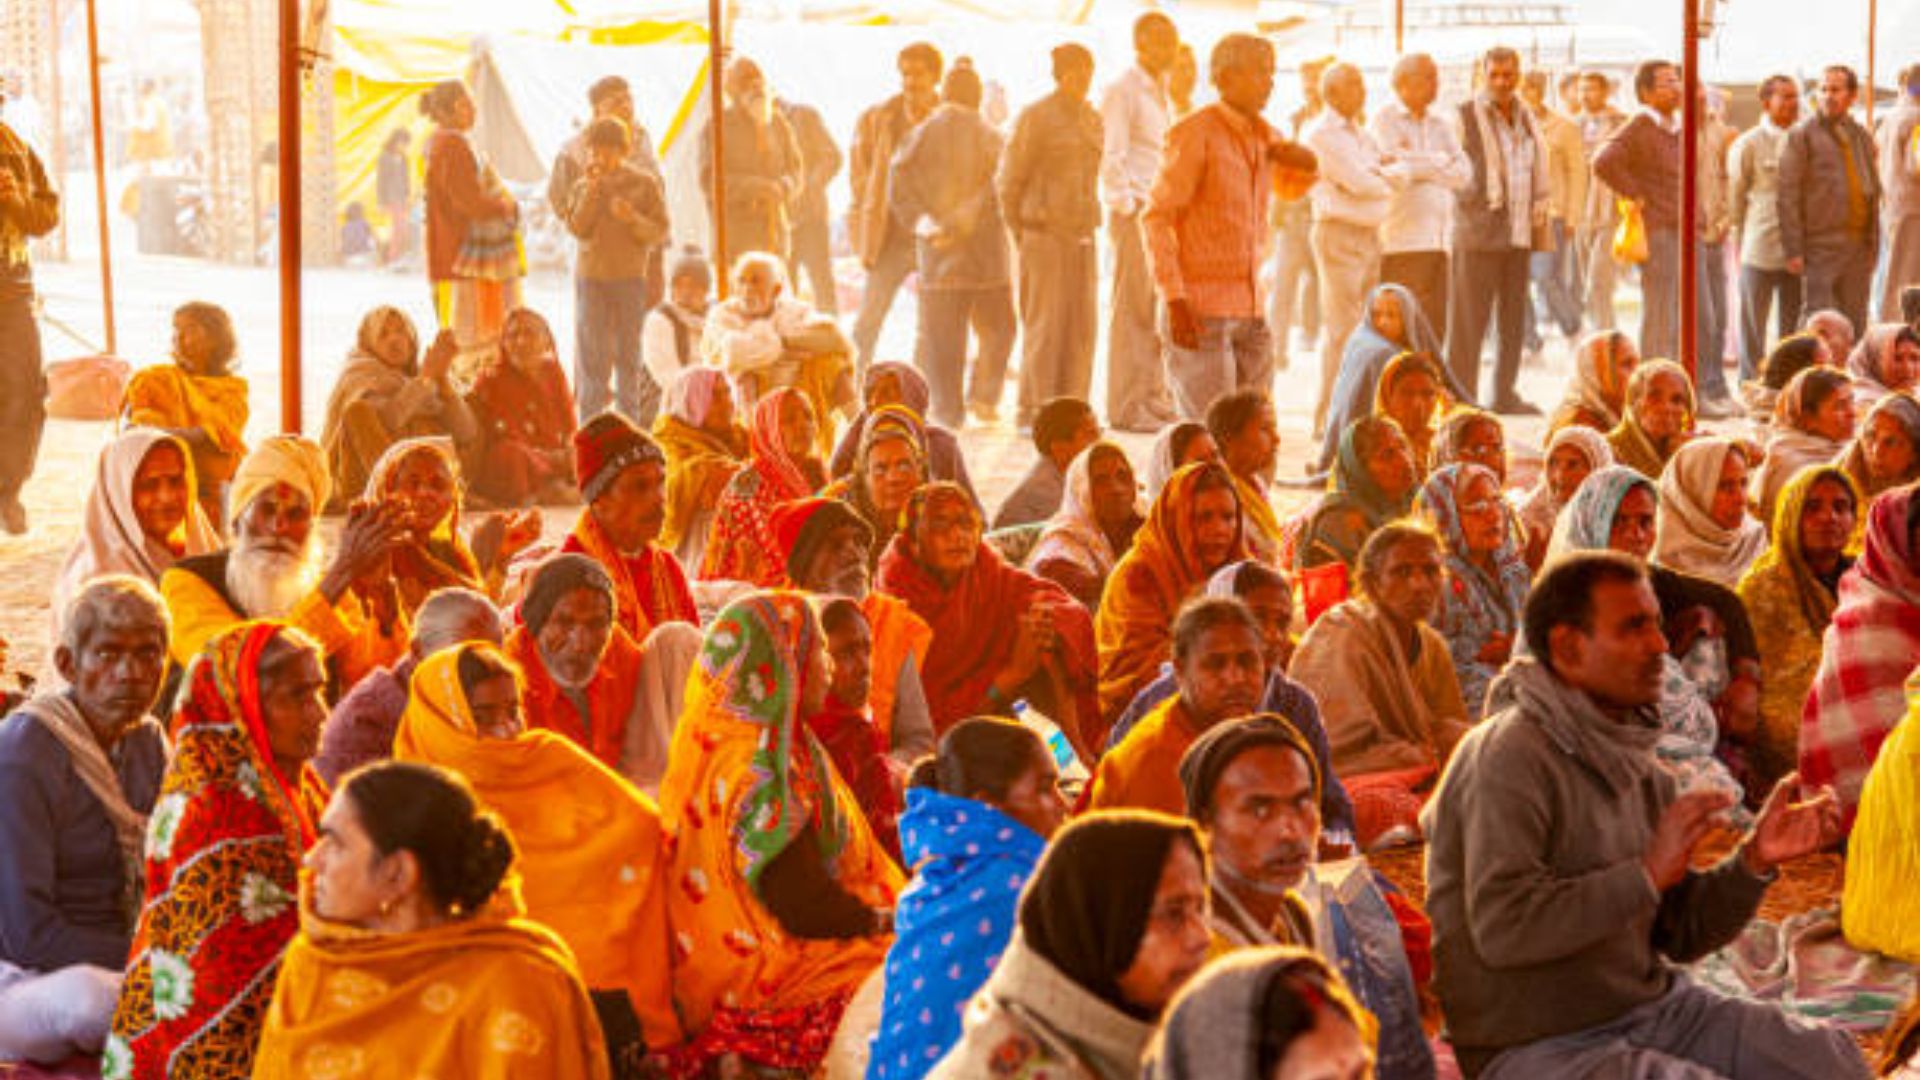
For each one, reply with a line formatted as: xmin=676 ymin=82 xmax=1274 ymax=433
xmin=1592 ymin=112 xmax=1680 ymax=233
xmin=1421 ymin=657 xmax=1769 ymax=1076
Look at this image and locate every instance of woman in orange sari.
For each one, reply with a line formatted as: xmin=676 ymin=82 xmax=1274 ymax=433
xmin=254 ymin=760 xmax=610 ymax=1079
xmin=658 ymin=592 xmax=900 ymax=1074
xmin=390 ymin=642 xmax=681 ymax=1060
xmin=700 ymin=387 xmax=826 ymax=585
xmin=1094 ymin=462 xmax=1248 ymax=728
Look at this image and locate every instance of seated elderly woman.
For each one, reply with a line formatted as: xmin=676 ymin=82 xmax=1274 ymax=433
xmin=928 ymin=811 xmax=1212 ymax=1080
xmin=1141 ymin=947 xmax=1373 ymax=1080
xmin=252 ymin=762 xmax=609 ymax=1078
xmin=362 ymin=437 xmax=540 ymax=611
xmin=1800 ymin=484 xmax=1920 ymax=831
xmin=48 ymin=429 xmax=219 ymax=664
xmin=1549 ymin=330 xmax=1639 ymax=436
xmin=651 ymin=367 xmax=747 ymax=571
xmin=1290 ymin=523 xmax=1470 ymax=849
xmin=1415 ymin=463 xmax=1530 ymax=722
xmin=1751 ymin=366 xmax=1857 ymax=525
xmin=1293 ymin=416 xmax=1420 ymax=574
xmin=1095 ymin=463 xmax=1249 ymax=737
xmin=1841 ymin=392 xmax=1920 ymax=500
xmin=658 ymin=593 xmax=901 ymax=1074
xmin=122 ymin=301 xmax=250 ymax=527
xmin=320 ymin=306 xmax=477 ymax=506
xmin=832 ymin=405 xmax=932 ymax=567
xmin=1845 ymin=323 xmax=1920 ymax=410
xmin=701 ymin=387 xmax=826 ymax=585
xmin=1432 ymin=407 xmax=1509 ymax=484
xmin=869 ymin=718 xmax=1067 ymax=1080
xmin=0 ymin=580 xmax=169 ymax=1064
xmin=393 ymin=640 xmax=681 ymax=1060
xmin=1654 ymin=437 xmax=1768 ymax=588
xmin=1026 ymin=440 xmax=1143 ymax=610
xmin=878 ymin=482 xmax=1099 ymax=755
xmin=1737 ymin=465 xmax=1859 ymax=794
xmin=465 ymin=308 xmax=579 ymax=508
xmin=829 ymin=362 xmax=976 ymax=500
xmin=109 ymin=622 xmax=328 ymax=1078
xmin=1317 ymin=282 xmax=1458 ymax=473
xmin=1516 ymin=425 xmax=1611 ymax=571
xmin=1207 ymin=390 xmax=1286 ymax=563
xmin=1740 ymin=331 xmax=1832 ymax=422
xmin=1371 ymin=351 xmax=1452 ymax=478
xmin=1607 ymin=359 xmax=1694 ymax=481
xmin=702 ymin=252 xmax=853 ymax=457
xmin=1143 ymin=421 xmax=1220 ymax=502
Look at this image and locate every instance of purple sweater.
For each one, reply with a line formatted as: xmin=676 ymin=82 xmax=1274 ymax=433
xmin=314 ymin=656 xmax=418 ymax=787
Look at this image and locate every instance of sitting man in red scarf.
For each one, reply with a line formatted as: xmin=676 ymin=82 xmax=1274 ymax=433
xmin=504 ymin=552 xmax=645 ymax=776
xmin=561 ymin=413 xmax=699 ymax=642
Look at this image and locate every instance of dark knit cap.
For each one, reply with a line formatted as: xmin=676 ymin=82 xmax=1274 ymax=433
xmin=573 ymin=412 xmax=665 ymax=504
xmin=1018 ymin=810 xmax=1205 ymax=1017
xmin=772 ymin=497 xmax=872 ymax=580
xmin=1177 ymin=713 xmax=1322 ymax=823
xmin=520 ymin=554 xmax=614 ymax=636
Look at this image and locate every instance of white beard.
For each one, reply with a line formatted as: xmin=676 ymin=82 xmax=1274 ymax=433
xmin=226 ymin=536 xmax=323 ymax=618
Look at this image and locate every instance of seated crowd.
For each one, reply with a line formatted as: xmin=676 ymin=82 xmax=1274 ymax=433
xmin=14 ymin=278 xmax=1920 ymax=1080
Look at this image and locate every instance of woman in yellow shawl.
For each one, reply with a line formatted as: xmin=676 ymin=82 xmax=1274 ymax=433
xmin=651 ymin=367 xmax=748 ymax=571
xmin=1735 ymin=464 xmax=1861 ymax=792
xmin=1842 ymin=670 xmax=1920 ymax=965
xmin=1607 ymin=359 xmax=1694 ymax=481
xmin=122 ymin=302 xmax=251 ymax=528
xmin=390 ymin=642 xmax=683 ymax=1059
xmin=658 ymin=591 xmax=901 ymax=1073
xmin=1095 ymin=463 xmax=1248 ymax=726
xmin=255 ymin=760 xmax=610 ymax=1079
xmin=363 ymin=437 xmax=540 ymax=611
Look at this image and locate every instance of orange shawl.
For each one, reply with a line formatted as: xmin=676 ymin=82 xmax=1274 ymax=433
xmin=124 ymin=362 xmax=251 ymax=455
xmin=504 ymin=623 xmax=643 ymax=772
xmin=562 ymin=508 xmax=699 ymax=643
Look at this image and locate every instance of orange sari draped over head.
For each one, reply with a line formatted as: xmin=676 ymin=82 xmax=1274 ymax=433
xmin=658 ymin=592 xmax=901 ymax=1068
xmin=254 ymin=879 xmax=611 ymax=1080
xmin=123 ymin=361 xmax=251 ymax=456
xmin=563 ymin=508 xmax=699 ymax=643
xmin=109 ymin=622 xmax=317 ymax=1080
xmin=391 ymin=644 xmax=682 ymax=1049
xmin=1096 ymin=462 xmax=1249 ymax=725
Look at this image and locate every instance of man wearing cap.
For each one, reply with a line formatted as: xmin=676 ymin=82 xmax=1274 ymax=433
xmin=1179 ymin=713 xmax=1323 ymax=948
xmin=561 ymin=413 xmax=698 ymax=644
xmin=159 ymin=435 xmax=410 ymax=698
xmin=774 ymin=496 xmax=934 ymax=763
xmin=504 ymin=553 xmax=645 ymax=772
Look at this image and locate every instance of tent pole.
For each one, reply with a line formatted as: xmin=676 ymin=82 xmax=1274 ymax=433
xmin=708 ymin=0 xmax=727 ymax=299
xmin=82 ymin=0 xmax=115 ymax=354
xmin=1866 ymin=0 xmax=1877 ymax=127
xmin=1680 ymin=0 xmax=1699 ymax=384
xmin=1394 ymin=0 xmax=1403 ymax=54
xmin=278 ymin=0 xmax=301 ymax=432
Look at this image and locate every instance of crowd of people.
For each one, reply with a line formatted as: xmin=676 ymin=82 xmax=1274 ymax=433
xmin=6 ymin=16 xmax=1920 ymax=1080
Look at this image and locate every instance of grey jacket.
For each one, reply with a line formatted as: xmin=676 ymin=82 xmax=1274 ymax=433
xmin=998 ymin=91 xmax=1104 ymax=238
xmin=889 ymin=104 xmax=1010 ymax=290
xmin=1778 ymin=111 xmax=1882 ymax=259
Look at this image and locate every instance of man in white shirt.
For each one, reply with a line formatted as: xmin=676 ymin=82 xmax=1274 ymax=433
xmin=1099 ymin=12 xmax=1182 ymax=432
xmin=1729 ymin=76 xmax=1802 ymax=383
xmin=1370 ymin=52 xmax=1470 ymax=347
xmin=1304 ymin=62 xmax=1401 ymax=435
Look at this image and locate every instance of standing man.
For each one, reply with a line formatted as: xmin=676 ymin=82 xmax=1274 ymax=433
xmin=849 ymin=42 xmax=943 ymax=372
xmin=1144 ymin=33 xmax=1285 ymax=419
xmin=1593 ymin=60 xmax=1683 ymax=364
xmin=1778 ymin=65 xmax=1880 ymax=338
xmin=550 ymin=76 xmax=667 ymax=422
xmin=0 ymin=88 xmax=56 ymax=536
xmin=779 ymin=95 xmax=842 ymax=316
xmin=1730 ymin=75 xmax=1804 ymax=384
xmin=1521 ymin=69 xmax=1586 ymax=355
xmin=1268 ymin=57 xmax=1332 ymax=377
xmin=1449 ymin=46 xmax=1549 ymax=415
xmin=1693 ymin=89 xmax=1739 ymax=414
xmin=1877 ymin=65 xmax=1920 ymax=322
xmin=1099 ymin=13 xmax=1182 ymax=432
xmin=1371 ymin=51 xmax=1471 ymax=349
xmin=1001 ymin=44 xmax=1104 ymax=426
xmin=1574 ymin=71 xmax=1627 ymax=332
xmin=699 ymin=58 xmax=804 ymax=271
xmin=1303 ymin=62 xmax=1399 ymax=436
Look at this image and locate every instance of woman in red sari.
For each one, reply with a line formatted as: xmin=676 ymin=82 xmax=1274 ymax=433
xmin=466 ymin=308 xmax=578 ymax=507
xmin=700 ymin=387 xmax=826 ymax=585
xmin=876 ymin=483 xmax=1100 ymax=759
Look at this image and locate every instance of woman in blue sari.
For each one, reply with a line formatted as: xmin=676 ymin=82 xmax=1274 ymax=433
xmin=1416 ymin=463 xmax=1531 ymax=720
xmin=868 ymin=718 xmax=1067 ymax=1080
xmin=1316 ymin=283 xmax=1467 ymax=473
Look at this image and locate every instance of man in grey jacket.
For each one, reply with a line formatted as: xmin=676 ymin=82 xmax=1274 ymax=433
xmin=1000 ymin=45 xmax=1103 ymax=426
xmin=1730 ymin=75 xmax=1804 ymax=383
xmin=1779 ymin=65 xmax=1881 ymax=337
xmin=1423 ymin=552 xmax=1865 ymax=1079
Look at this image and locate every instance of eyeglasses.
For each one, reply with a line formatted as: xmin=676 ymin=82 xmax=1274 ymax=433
xmin=1458 ymin=497 xmax=1502 ymax=516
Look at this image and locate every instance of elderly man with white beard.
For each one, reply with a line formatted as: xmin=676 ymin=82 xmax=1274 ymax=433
xmin=159 ymin=434 xmax=408 ymax=704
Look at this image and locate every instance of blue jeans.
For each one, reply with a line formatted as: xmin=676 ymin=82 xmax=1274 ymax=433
xmin=1694 ymin=240 xmax=1730 ymax=399
xmin=574 ymin=276 xmax=654 ymax=424
xmin=1160 ymin=314 xmax=1273 ymax=420
xmin=1737 ymin=265 xmax=1802 ymax=382
xmin=916 ymin=285 xmax=1015 ymax=427
xmin=852 ymin=226 xmax=920 ymax=374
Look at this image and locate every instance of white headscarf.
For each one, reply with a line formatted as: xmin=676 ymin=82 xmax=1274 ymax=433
xmin=1027 ymin=440 xmax=1139 ymax=579
xmin=1654 ymin=437 xmax=1769 ymax=588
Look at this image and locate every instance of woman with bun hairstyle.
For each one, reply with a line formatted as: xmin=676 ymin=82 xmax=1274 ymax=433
xmin=254 ymin=760 xmax=610 ymax=1078
xmin=870 ymin=717 xmax=1069 ymax=1080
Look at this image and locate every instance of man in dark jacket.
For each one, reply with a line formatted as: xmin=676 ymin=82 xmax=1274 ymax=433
xmin=1778 ymin=65 xmax=1881 ymax=337
xmin=849 ymin=42 xmax=943 ymax=371
xmin=999 ymin=45 xmax=1104 ymax=426
xmin=779 ymin=96 xmax=842 ymax=316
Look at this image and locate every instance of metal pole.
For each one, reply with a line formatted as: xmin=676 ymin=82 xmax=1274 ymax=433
xmin=1866 ymin=0 xmax=1877 ymax=127
xmin=278 ymin=0 xmax=301 ymax=432
xmin=1680 ymin=0 xmax=1699 ymax=381
xmin=1394 ymin=0 xmax=1404 ymax=54
xmin=82 ymin=0 xmax=115 ymax=353
xmin=49 ymin=0 xmax=67 ymax=261
xmin=707 ymin=0 xmax=727 ymax=299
